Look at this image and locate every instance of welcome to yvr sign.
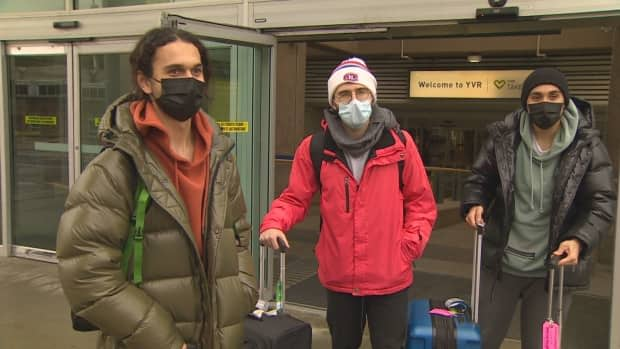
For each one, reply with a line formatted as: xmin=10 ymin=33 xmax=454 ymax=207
xmin=409 ymin=70 xmax=533 ymax=99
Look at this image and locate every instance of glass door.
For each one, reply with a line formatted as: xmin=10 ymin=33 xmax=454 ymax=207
xmin=162 ymin=14 xmax=277 ymax=257
xmin=5 ymin=20 xmax=275 ymax=265
xmin=7 ymin=44 xmax=70 ymax=258
xmin=73 ymin=41 xmax=135 ymax=171
xmin=6 ymin=41 xmax=135 ymax=261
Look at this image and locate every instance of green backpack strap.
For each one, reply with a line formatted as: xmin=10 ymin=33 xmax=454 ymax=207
xmin=121 ymin=179 xmax=150 ymax=286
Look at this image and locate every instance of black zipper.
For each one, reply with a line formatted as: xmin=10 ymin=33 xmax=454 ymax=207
xmin=344 ymin=176 xmax=350 ymax=213
xmin=505 ymin=246 xmax=535 ymax=259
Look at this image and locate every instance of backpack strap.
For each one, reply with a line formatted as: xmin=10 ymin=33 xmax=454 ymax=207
xmin=121 ymin=178 xmax=150 ymax=286
xmin=310 ymin=131 xmax=326 ymax=188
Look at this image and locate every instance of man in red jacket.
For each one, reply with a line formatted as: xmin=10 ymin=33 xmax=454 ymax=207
xmin=260 ymin=57 xmax=437 ymax=349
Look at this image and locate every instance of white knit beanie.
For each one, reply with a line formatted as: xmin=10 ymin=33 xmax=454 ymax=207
xmin=327 ymin=57 xmax=377 ymax=105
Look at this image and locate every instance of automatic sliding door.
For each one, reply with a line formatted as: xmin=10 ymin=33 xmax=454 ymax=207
xmin=164 ymin=14 xmax=276 ymax=256
xmin=76 ymin=44 xmax=133 ymax=169
xmin=5 ymin=41 xmax=134 ymax=258
xmin=7 ymin=45 xmax=69 ymax=253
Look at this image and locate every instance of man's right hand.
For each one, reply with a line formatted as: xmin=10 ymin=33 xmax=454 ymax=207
xmin=465 ymin=205 xmax=485 ymax=229
xmin=181 ymin=344 xmax=187 ymax=349
xmin=259 ymin=228 xmax=289 ymax=250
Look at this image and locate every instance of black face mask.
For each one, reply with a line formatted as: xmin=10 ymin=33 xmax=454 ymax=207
xmin=527 ymin=102 xmax=563 ymax=129
xmin=153 ymin=78 xmax=206 ymax=121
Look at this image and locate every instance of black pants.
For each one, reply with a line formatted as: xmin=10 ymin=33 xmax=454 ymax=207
xmin=326 ymin=287 xmax=409 ymax=349
xmin=478 ymin=268 xmax=573 ymax=349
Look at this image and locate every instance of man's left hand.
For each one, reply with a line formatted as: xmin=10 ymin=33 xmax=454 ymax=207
xmin=552 ymin=239 xmax=582 ymax=266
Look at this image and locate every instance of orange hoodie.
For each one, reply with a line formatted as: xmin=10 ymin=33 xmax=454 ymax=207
xmin=131 ymin=100 xmax=212 ymax=256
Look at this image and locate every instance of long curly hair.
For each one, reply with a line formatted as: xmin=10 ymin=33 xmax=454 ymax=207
xmin=129 ymin=27 xmax=211 ymax=100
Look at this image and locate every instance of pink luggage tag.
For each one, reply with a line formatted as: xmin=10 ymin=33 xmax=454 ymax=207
xmin=542 ymin=321 xmax=559 ymax=349
xmin=429 ymin=308 xmax=455 ymax=317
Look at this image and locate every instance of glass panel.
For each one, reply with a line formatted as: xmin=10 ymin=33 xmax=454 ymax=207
xmin=204 ymin=44 xmax=231 ymax=122
xmin=201 ymin=41 xmax=271 ymax=231
xmin=74 ymin=0 xmax=168 ymax=9
xmin=8 ymin=54 xmax=68 ymax=250
xmin=199 ymin=40 xmax=272 ymax=268
xmin=0 ymin=1 xmax=64 ymax=12
xmin=79 ymin=53 xmax=131 ymax=168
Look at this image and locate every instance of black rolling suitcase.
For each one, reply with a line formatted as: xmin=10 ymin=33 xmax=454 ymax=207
xmin=243 ymin=241 xmax=312 ymax=349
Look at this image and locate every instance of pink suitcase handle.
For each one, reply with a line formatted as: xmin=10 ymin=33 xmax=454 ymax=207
xmin=542 ymin=255 xmax=565 ymax=349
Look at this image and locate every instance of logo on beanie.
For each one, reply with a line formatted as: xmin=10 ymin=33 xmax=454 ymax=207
xmin=343 ymin=73 xmax=358 ymax=82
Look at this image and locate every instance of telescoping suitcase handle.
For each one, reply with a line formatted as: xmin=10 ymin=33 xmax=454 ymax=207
xmin=470 ymin=224 xmax=484 ymax=324
xmin=257 ymin=238 xmax=288 ymax=313
xmin=544 ymin=255 xmax=565 ymax=349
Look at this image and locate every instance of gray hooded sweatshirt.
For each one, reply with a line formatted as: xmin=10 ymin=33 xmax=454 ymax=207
xmin=502 ymin=99 xmax=579 ymax=277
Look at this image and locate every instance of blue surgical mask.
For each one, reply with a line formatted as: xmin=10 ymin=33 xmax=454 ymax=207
xmin=338 ymin=99 xmax=372 ymax=129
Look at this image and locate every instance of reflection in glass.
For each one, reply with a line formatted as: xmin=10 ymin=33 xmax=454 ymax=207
xmin=79 ymin=53 xmax=131 ymax=168
xmin=204 ymin=45 xmax=231 ymax=122
xmin=8 ymin=55 xmax=68 ymax=250
xmin=0 ymin=1 xmax=64 ymax=12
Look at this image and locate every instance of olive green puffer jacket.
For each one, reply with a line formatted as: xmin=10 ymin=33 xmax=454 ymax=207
xmin=57 ymin=95 xmax=258 ymax=349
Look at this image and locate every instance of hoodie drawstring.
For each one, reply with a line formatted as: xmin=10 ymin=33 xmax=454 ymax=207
xmin=539 ymin=161 xmax=544 ymax=212
xmin=529 ymin=147 xmax=534 ymax=210
xmin=529 ymin=143 xmax=545 ymax=212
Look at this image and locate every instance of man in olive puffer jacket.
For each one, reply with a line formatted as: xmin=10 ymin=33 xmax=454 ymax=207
xmin=57 ymin=27 xmax=257 ymax=349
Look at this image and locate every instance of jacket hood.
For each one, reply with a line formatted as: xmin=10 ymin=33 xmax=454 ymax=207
xmin=519 ymin=99 xmax=579 ymax=161
xmin=321 ymin=104 xmax=400 ymax=157
xmin=97 ymin=93 xmax=230 ymax=155
xmin=489 ymin=97 xmax=598 ymax=141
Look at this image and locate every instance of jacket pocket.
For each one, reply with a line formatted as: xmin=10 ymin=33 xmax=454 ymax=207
xmin=399 ymin=239 xmax=413 ymax=264
xmin=505 ymin=246 xmax=535 ymax=260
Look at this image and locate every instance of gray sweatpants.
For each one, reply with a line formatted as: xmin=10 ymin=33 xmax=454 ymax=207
xmin=478 ymin=267 xmax=573 ymax=349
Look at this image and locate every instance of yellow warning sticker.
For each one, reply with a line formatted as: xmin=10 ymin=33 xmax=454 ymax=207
xmin=94 ymin=117 xmax=101 ymax=127
xmin=217 ymin=121 xmax=249 ymax=133
xmin=25 ymin=115 xmax=57 ymax=126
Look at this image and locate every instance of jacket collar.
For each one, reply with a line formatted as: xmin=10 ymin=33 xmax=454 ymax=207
xmin=489 ymin=96 xmax=597 ymax=142
xmin=98 ymin=93 xmax=233 ymax=161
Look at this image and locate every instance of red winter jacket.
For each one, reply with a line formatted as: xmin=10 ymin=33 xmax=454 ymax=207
xmin=261 ymin=127 xmax=436 ymax=296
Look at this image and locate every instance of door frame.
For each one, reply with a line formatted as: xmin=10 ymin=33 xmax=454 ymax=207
xmin=0 ymin=41 xmax=9 ymax=257
xmin=4 ymin=42 xmax=71 ymax=261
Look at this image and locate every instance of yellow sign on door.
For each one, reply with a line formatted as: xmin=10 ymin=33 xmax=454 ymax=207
xmin=217 ymin=121 xmax=249 ymax=133
xmin=25 ymin=115 xmax=57 ymax=126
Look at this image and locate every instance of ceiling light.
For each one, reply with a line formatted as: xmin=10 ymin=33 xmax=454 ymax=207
xmin=467 ymin=55 xmax=482 ymax=63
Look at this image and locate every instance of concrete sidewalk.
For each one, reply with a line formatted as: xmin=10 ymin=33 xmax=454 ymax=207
xmin=0 ymin=217 xmax=609 ymax=349
xmin=0 ymin=256 xmax=522 ymax=349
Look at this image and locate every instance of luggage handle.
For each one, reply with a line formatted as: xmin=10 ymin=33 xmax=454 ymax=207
xmin=546 ymin=254 xmax=566 ymax=348
xmin=470 ymin=224 xmax=484 ymax=324
xmin=276 ymin=238 xmax=287 ymax=313
xmin=256 ymin=238 xmax=288 ymax=313
xmin=547 ymin=254 xmax=566 ymax=319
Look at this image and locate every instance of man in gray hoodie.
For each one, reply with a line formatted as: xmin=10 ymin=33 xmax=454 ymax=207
xmin=461 ymin=67 xmax=616 ymax=348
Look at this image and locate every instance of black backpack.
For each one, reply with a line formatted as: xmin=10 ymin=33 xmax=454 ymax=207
xmin=309 ymin=128 xmax=407 ymax=190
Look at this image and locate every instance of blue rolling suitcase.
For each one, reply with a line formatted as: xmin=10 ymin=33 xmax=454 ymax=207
xmin=406 ymin=226 xmax=483 ymax=349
